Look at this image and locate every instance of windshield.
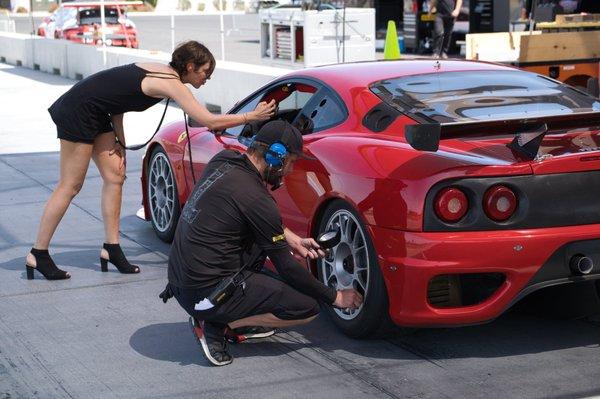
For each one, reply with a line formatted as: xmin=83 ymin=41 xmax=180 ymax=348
xmin=79 ymin=7 xmax=120 ymax=25
xmin=370 ymin=70 xmax=600 ymax=124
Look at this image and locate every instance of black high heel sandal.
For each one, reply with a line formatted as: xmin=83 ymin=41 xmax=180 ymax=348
xmin=100 ymin=243 xmax=140 ymax=274
xmin=25 ymin=248 xmax=71 ymax=280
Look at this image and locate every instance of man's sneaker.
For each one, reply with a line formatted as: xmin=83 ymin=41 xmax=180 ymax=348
xmin=189 ymin=317 xmax=233 ymax=366
xmin=224 ymin=326 xmax=276 ymax=343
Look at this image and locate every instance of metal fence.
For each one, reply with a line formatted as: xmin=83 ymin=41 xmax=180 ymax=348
xmin=0 ymin=19 xmax=16 ymax=33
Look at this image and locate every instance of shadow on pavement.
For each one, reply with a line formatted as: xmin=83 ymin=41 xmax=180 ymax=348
xmin=129 ymin=321 xmax=311 ymax=368
xmin=0 ymin=246 xmax=168 ymax=278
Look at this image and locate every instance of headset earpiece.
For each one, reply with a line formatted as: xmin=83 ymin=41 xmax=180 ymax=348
xmin=264 ymin=142 xmax=287 ymax=168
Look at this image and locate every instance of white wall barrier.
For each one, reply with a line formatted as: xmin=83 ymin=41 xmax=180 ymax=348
xmin=0 ymin=32 xmax=289 ymax=112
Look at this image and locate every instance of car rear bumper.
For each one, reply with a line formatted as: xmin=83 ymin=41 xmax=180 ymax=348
xmin=370 ymin=223 xmax=600 ymax=327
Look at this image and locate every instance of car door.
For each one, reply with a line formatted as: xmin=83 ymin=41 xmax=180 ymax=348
xmin=269 ymin=81 xmax=348 ymax=236
xmin=218 ymin=77 xmax=348 ymax=235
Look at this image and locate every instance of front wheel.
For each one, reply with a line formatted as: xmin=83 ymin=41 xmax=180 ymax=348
xmin=147 ymin=146 xmax=180 ymax=242
xmin=317 ymin=200 xmax=392 ymax=338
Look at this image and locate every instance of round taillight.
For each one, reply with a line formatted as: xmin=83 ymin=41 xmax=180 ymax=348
xmin=434 ymin=188 xmax=469 ymax=223
xmin=483 ymin=185 xmax=517 ymax=222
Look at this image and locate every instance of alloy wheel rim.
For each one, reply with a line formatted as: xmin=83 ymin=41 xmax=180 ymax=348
xmin=319 ymin=209 xmax=370 ymax=320
xmin=148 ymin=152 xmax=175 ymax=233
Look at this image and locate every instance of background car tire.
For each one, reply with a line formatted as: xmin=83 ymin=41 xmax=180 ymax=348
xmin=147 ymin=146 xmax=180 ymax=243
xmin=316 ymin=200 xmax=394 ymax=338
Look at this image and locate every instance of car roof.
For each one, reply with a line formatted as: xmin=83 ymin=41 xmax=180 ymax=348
xmin=284 ymin=59 xmax=519 ymax=91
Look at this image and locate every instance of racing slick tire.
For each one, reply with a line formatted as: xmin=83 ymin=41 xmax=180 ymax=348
xmin=316 ymin=200 xmax=394 ymax=338
xmin=147 ymin=146 xmax=180 ymax=243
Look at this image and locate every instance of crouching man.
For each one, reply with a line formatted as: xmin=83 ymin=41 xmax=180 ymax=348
xmin=165 ymin=120 xmax=362 ymax=366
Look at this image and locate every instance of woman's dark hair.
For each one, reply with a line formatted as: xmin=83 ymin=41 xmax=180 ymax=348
xmin=169 ymin=41 xmax=216 ymax=78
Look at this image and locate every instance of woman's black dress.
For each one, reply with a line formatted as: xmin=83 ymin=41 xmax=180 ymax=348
xmin=48 ymin=64 xmax=167 ymax=143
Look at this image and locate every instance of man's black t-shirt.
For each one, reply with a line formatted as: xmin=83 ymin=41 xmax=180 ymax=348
xmin=436 ymin=0 xmax=457 ymax=16
xmin=167 ymin=149 xmax=336 ymax=304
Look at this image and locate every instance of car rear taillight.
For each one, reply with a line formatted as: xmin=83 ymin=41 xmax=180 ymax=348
xmin=434 ymin=188 xmax=468 ymax=223
xmin=483 ymin=185 xmax=517 ymax=221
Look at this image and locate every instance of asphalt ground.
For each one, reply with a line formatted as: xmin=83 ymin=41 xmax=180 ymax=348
xmin=3 ymin=64 xmax=600 ymax=399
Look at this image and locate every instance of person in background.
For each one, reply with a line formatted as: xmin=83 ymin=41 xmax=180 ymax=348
xmin=430 ymin=0 xmax=463 ymax=59
xmin=578 ymin=0 xmax=600 ymax=14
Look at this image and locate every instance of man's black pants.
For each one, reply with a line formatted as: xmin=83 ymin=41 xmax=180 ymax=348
xmin=433 ymin=15 xmax=455 ymax=57
xmin=171 ymin=271 xmax=320 ymax=326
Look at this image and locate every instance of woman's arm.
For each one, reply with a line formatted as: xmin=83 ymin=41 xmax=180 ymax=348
xmin=110 ymin=113 xmax=126 ymax=169
xmin=154 ymin=79 xmax=275 ymax=131
xmin=111 ymin=113 xmax=125 ymax=145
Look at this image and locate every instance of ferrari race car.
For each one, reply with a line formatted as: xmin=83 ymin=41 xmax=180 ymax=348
xmin=140 ymin=59 xmax=600 ymax=337
xmin=37 ymin=1 xmax=140 ymax=48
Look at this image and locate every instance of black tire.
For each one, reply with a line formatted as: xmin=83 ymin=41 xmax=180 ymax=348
xmin=316 ymin=200 xmax=393 ymax=338
xmin=146 ymin=146 xmax=180 ymax=242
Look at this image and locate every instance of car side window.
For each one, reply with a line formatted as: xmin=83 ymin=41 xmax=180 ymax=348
xmin=293 ymin=90 xmax=347 ymax=135
xmin=223 ymin=95 xmax=262 ymax=138
xmin=224 ymin=81 xmax=319 ymax=143
xmin=271 ymin=83 xmax=316 ymax=124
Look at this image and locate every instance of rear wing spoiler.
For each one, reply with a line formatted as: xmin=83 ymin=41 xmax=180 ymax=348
xmin=405 ymin=111 xmax=600 ymax=160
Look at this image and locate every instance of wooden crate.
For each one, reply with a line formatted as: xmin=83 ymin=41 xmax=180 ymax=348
xmin=465 ymin=31 xmax=541 ymax=62
xmin=519 ymin=30 xmax=600 ymax=62
xmin=467 ymin=30 xmax=600 ymax=63
xmin=555 ymin=13 xmax=600 ymax=24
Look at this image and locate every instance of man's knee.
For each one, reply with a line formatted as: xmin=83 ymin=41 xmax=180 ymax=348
xmin=294 ymin=296 xmax=320 ymax=320
xmin=294 ymin=314 xmax=318 ymax=326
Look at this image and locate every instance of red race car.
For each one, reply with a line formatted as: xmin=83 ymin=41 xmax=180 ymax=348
xmin=140 ymin=60 xmax=600 ymax=337
xmin=38 ymin=1 xmax=140 ymax=48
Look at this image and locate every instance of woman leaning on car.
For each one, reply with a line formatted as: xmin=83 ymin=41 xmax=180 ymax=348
xmin=25 ymin=40 xmax=276 ymax=280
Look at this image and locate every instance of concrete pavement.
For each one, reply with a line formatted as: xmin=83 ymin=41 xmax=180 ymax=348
xmin=3 ymin=63 xmax=600 ymax=399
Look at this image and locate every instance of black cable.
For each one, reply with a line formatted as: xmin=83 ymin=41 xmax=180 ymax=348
xmin=184 ymin=112 xmax=197 ymax=184
xmin=115 ymin=98 xmax=196 ymax=185
xmin=121 ymin=98 xmax=171 ymax=151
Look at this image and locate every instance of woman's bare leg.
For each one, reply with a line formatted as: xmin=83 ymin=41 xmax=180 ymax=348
xmin=27 ymin=139 xmax=93 ymax=265
xmin=91 ymin=132 xmax=125 ymax=252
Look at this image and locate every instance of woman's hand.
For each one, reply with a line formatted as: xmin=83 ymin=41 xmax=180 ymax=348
xmin=110 ymin=141 xmax=126 ymax=170
xmin=250 ymin=99 xmax=277 ymax=121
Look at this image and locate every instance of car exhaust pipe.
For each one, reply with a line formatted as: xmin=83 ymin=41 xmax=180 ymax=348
xmin=570 ymin=255 xmax=594 ymax=275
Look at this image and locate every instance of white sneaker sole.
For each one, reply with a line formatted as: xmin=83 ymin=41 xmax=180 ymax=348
xmin=243 ymin=330 xmax=276 ymax=339
xmin=189 ymin=317 xmax=233 ymax=367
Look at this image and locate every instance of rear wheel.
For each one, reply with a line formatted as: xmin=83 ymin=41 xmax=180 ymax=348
xmin=316 ymin=200 xmax=393 ymax=338
xmin=147 ymin=146 xmax=180 ymax=242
